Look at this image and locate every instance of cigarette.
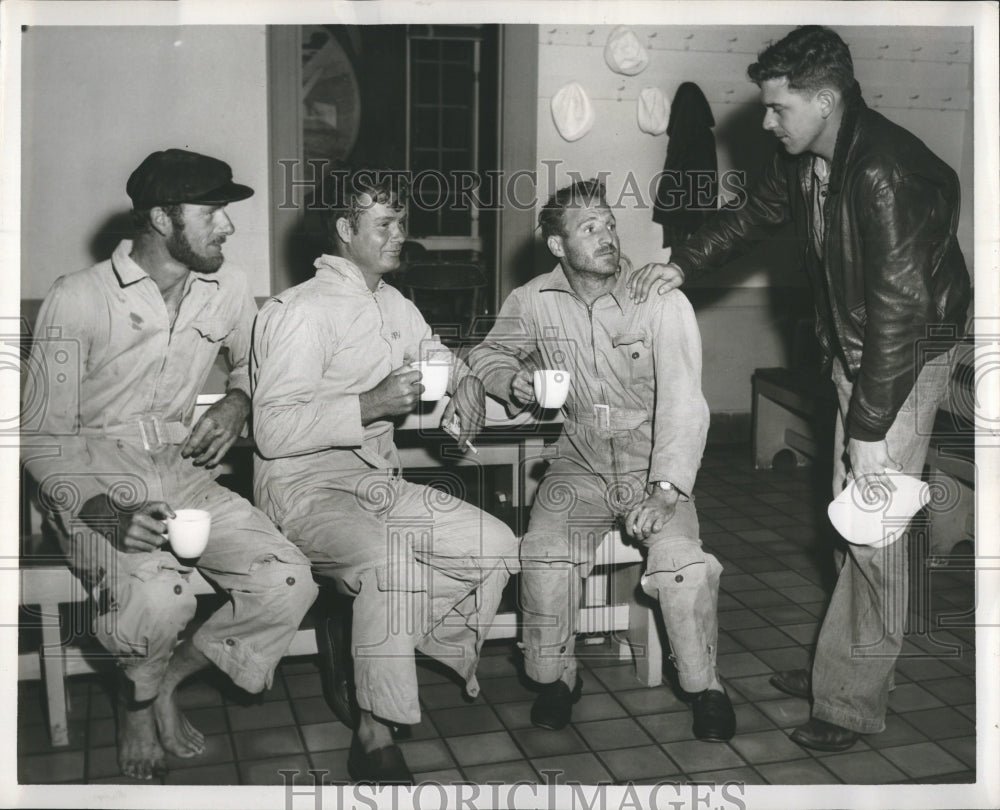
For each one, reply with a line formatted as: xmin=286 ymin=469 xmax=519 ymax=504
xmin=443 ymin=421 xmax=478 ymax=454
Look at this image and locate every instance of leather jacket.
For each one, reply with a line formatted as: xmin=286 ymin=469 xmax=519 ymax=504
xmin=670 ymin=84 xmax=971 ymax=441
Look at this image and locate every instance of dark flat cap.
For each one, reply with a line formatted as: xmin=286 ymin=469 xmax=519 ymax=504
xmin=127 ymin=148 xmax=254 ymax=208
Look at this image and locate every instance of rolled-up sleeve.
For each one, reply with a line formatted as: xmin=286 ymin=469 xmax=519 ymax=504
xmin=251 ymin=300 xmax=364 ymax=459
xmin=466 ymin=289 xmax=537 ymax=407
xmin=647 ymin=291 xmax=709 ymax=496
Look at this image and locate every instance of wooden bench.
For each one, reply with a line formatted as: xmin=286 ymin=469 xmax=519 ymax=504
xmin=751 ymin=366 xmax=837 ymax=469
xmin=19 ymin=399 xmax=663 ymax=746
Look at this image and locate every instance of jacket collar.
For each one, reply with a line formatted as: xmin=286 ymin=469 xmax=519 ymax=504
xmin=110 ymin=239 xmax=221 ymax=288
xmin=827 ymin=81 xmax=866 ymax=196
xmin=313 ymin=254 xmax=385 ymax=292
xmin=538 ymin=256 xmax=633 ymax=312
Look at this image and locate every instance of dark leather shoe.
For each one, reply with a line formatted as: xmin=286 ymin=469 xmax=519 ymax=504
xmin=347 ymin=737 xmax=414 ymax=784
xmin=790 ymin=717 xmax=860 ymax=752
xmin=691 ymin=689 xmax=736 ymax=742
xmin=769 ymin=668 xmax=812 ymax=700
xmin=530 ymin=676 xmax=583 ymax=730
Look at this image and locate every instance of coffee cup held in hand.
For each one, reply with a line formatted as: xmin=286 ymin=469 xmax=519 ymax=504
xmin=533 ymin=369 xmax=571 ymax=409
xmin=411 ymin=359 xmax=450 ymax=401
xmin=165 ymin=509 xmax=212 ymax=559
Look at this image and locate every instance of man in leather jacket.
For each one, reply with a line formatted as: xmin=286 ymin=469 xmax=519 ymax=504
xmin=628 ymin=26 xmax=971 ymax=752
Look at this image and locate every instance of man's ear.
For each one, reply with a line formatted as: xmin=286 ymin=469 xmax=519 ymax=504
xmin=547 ymin=234 xmax=565 ymax=259
xmin=335 ymin=215 xmax=353 ymax=245
xmin=149 ymin=206 xmax=173 ymax=237
xmin=816 ymin=87 xmax=838 ymax=119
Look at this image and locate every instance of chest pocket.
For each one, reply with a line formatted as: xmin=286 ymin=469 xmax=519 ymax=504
xmin=191 ymin=319 xmax=234 ymax=344
xmin=612 ymin=331 xmax=653 ymax=385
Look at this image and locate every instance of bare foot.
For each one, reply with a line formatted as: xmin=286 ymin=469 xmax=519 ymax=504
xmin=153 ymin=688 xmax=206 ymax=758
xmin=118 ymin=701 xmax=167 ymax=780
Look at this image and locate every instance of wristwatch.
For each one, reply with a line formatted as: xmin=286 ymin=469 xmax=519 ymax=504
xmin=653 ymin=480 xmax=677 ymax=493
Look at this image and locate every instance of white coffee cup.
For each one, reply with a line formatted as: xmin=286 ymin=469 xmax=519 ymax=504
xmin=411 ymin=359 xmax=450 ymax=401
xmin=165 ymin=509 xmax=212 ymax=559
xmin=533 ymin=369 xmax=571 ymax=409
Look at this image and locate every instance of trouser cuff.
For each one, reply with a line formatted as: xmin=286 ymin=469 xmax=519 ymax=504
xmin=194 ymin=632 xmax=273 ymax=694
xmin=812 ymin=700 xmax=886 ymax=734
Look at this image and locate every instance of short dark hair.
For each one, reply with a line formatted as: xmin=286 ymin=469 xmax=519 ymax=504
xmin=747 ymin=25 xmax=854 ymax=96
xmin=538 ymin=179 xmax=608 ymax=240
xmin=326 ymin=167 xmax=407 ymax=247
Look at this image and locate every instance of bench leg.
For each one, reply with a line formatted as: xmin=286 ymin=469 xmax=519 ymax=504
xmin=39 ymin=601 xmax=70 ymax=746
xmin=611 ymin=563 xmax=662 ymax=687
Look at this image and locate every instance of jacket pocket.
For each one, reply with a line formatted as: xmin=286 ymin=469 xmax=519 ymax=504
xmin=191 ymin=319 xmax=234 ymax=343
xmin=848 ymin=300 xmax=867 ymax=328
xmin=612 ymin=331 xmax=653 ymax=384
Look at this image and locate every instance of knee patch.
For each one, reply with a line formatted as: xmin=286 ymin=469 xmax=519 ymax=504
xmin=642 ymin=543 xmax=717 ymax=597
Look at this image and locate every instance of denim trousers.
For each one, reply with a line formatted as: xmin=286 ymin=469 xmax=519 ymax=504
xmin=811 ymin=349 xmax=955 ymax=733
xmin=519 ymin=459 xmax=723 ymax=693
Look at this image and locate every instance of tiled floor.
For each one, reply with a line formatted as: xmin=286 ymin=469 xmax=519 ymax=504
xmin=17 ymin=443 xmax=977 ymax=786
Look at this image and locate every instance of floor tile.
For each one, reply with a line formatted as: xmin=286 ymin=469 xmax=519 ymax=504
xmin=863 ymin=713 xmax=928 ymax=749
xmin=750 ymin=646 xmax=811 ymax=673
xmin=688 ymin=765 xmax=768 ymax=784
xmin=464 ymin=758 xmax=538 ymax=784
xmin=938 ymin=735 xmax=976 ymax=769
xmin=448 ymin=730 xmax=521 ymax=767
xmin=661 ymin=740 xmax=745 ymax=773
xmin=307 ymin=747 xmax=351 ymax=783
xmin=757 ymin=758 xmax=840 ymax=784
xmin=899 ymin=707 xmax=974 ymax=740
xmin=719 ymin=573 xmax=767 ymax=593
xmin=887 ymin=683 xmax=945 ymax=713
xmin=879 ymin=742 xmax=967 ymax=778
xmin=570 ymin=692 xmax=629 ymax=722
xmin=233 ymin=725 xmax=303 ymax=761
xmin=475 ymin=651 xmax=520 ymax=679
xmin=291 ymin=695 xmax=340 ymax=725
xmin=283 ymin=672 xmax=325 ymax=699
xmin=492 ymin=699 xmax=535 ymax=730
xmin=413 ymin=768 xmax=464 ymax=783
xmin=86 ymin=744 xmax=123 ymax=780
xmin=635 ymin=710 xmax=700 ymax=744
xmin=728 ymin=673 xmax=787 ymax=703
xmin=164 ymin=762 xmax=240 ymax=784
xmin=300 ymin=720 xmax=353 ymax=752
xmin=727 ymin=626 xmax=797 ymax=651
xmin=590 ymin=663 xmax=650 ymax=692
xmin=18 ymin=749 xmax=85 ymax=783
xmin=511 ymin=725 xmax=588 ymax=758
xmin=418 ymin=682 xmax=476 ymax=710
xmin=574 ymin=716 xmax=646 ymax=751
xmin=476 ymin=676 xmax=536 ymax=705
xmin=820 ymin=750 xmax=907 ymax=783
xmin=165 ymin=732 xmax=235 ymax=770
xmin=753 ymin=602 xmax=816 ymax=625
xmin=718 ymin=651 xmax=772 ymax=678
xmin=532 ymin=752 xmax=613 ymax=784
xmin=615 ymin=687 xmax=687 ymax=716
xmin=718 ymin=610 xmax=770 ymax=630
xmin=176 ymin=679 xmax=225 ymax=709
xmin=239 ymin=753 xmax=311 ymax=786
xmin=729 ymin=729 xmax=809 ymax=764
xmin=430 ymin=704 xmax=503 ymax=737
xmin=396 ymin=738 xmax=456 ymax=773
xmin=919 ymin=675 xmax=976 ymax=705
xmin=755 ymin=698 xmax=811 ymax=729
xmin=599 ymin=744 xmax=679 ymax=781
xmin=732 ymin=702 xmax=779 ymax=734
xmin=227 ymin=699 xmax=296 ymax=731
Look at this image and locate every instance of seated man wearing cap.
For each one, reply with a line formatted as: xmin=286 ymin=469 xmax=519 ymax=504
xmin=21 ymin=149 xmax=318 ymax=779
xmin=251 ymin=168 xmax=519 ymax=783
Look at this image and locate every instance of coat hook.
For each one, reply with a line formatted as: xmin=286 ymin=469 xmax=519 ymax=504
xmin=909 ymin=94 xmax=920 ymax=100
xmin=948 ymin=49 xmax=959 ymax=55
xmin=617 ymin=83 xmax=626 ymax=102
xmin=684 ymin=33 xmax=694 ymax=40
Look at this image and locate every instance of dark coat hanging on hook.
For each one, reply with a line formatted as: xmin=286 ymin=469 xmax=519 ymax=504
xmin=652 ymin=82 xmax=718 ymax=248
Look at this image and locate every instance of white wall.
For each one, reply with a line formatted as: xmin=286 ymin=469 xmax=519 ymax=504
xmin=535 ymin=24 xmax=975 ymax=412
xmin=21 ymin=26 xmax=271 ymax=299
